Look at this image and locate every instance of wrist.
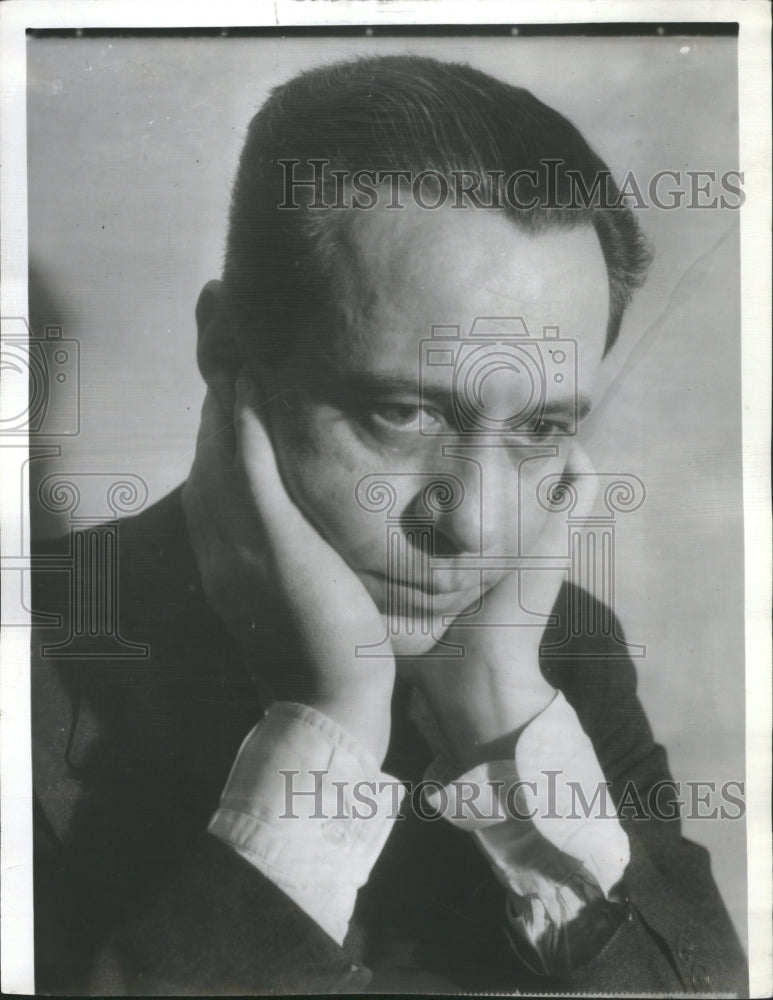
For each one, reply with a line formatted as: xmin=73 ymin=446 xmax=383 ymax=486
xmin=306 ymin=691 xmax=391 ymax=766
xmin=429 ymin=676 xmax=556 ymax=772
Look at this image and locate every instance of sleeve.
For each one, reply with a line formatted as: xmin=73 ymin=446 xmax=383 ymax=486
xmin=208 ymin=701 xmax=405 ymax=945
xmin=538 ymin=648 xmax=749 ymax=995
xmin=421 ymin=692 xmax=632 ymax=976
xmin=32 ymin=664 xmax=377 ymax=996
xmin=409 ymin=640 xmax=748 ymax=995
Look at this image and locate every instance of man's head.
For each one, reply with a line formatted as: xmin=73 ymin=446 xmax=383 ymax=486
xmin=197 ymin=55 xmax=650 ymax=654
xmin=221 ymin=54 xmax=650 ymax=361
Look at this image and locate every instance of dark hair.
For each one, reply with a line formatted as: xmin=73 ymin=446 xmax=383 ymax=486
xmin=223 ymin=54 xmax=651 ymax=358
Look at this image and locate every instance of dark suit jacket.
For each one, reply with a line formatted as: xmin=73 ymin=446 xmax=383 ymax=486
xmin=31 ymin=487 xmax=748 ymax=995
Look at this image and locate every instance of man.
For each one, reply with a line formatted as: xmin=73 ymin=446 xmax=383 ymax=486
xmin=32 ymin=55 xmax=747 ymax=994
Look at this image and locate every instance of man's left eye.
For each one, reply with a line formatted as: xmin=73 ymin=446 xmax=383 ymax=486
xmin=530 ymin=418 xmax=568 ymax=438
xmin=369 ymin=403 xmax=444 ymax=433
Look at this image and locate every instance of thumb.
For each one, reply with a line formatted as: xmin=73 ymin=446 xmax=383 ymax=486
xmin=563 ymin=443 xmax=599 ymax=521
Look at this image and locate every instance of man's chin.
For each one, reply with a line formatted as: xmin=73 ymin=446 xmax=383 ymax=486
xmin=382 ymin=613 xmax=455 ymax=657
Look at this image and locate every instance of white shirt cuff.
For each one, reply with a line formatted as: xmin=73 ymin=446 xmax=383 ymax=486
xmin=420 ymin=691 xmax=630 ymax=970
xmin=208 ymin=701 xmax=405 ymax=946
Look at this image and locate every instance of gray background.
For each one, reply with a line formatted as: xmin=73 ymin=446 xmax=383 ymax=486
xmin=26 ymin=32 xmax=746 ymax=947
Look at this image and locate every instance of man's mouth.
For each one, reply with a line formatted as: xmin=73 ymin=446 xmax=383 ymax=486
xmin=362 ymin=569 xmax=487 ymax=616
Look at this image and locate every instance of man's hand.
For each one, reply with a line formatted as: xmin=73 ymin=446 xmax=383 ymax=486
xmin=403 ymin=447 xmax=598 ymax=771
xmin=182 ymin=374 xmax=395 ymax=764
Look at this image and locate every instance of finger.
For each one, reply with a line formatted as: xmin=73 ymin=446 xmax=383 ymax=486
xmin=233 ymin=373 xmax=287 ymax=508
xmin=563 ymin=443 xmax=599 ymax=521
xmin=516 ymin=453 xmax=591 ymax=619
xmin=194 ymin=388 xmax=237 ymax=476
xmin=189 ymin=390 xmax=240 ymax=529
xmin=233 ymin=372 xmax=314 ymax=539
xmin=184 ymin=389 xmax=244 ymax=592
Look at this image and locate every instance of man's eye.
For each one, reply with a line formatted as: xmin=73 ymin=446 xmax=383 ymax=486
xmin=530 ymin=418 xmax=568 ymax=438
xmin=369 ymin=403 xmax=445 ymax=432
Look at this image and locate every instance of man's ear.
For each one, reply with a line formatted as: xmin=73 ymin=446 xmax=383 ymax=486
xmin=195 ymin=279 xmax=241 ymax=416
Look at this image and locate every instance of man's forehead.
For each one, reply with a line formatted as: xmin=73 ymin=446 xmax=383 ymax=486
xmin=324 ymin=205 xmax=609 ymax=381
xmin=340 ymin=201 xmax=605 ymax=297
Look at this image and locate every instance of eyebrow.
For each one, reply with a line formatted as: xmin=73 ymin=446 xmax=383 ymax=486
xmin=332 ymin=372 xmax=592 ymax=420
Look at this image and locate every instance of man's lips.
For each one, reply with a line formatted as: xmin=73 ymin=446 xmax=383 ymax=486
xmin=361 ymin=569 xmax=487 ymax=615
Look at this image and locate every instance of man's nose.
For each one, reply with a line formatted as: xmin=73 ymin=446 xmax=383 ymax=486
xmin=430 ymin=447 xmax=519 ymax=556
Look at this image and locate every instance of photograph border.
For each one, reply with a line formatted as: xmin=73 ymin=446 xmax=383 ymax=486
xmin=2 ymin=2 xmax=770 ymax=995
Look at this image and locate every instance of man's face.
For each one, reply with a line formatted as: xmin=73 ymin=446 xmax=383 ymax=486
xmin=259 ymin=205 xmax=609 ymax=655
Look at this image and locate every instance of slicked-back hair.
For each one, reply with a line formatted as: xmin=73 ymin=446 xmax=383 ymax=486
xmin=223 ymin=55 xmax=651 ymax=360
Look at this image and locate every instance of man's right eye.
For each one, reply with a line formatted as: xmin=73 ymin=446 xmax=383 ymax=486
xmin=367 ymin=403 xmax=446 ymax=434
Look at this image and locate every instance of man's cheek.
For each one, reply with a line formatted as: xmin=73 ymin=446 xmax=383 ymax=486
xmin=270 ymin=435 xmax=377 ymax=557
xmin=282 ymin=454 xmax=349 ymax=532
